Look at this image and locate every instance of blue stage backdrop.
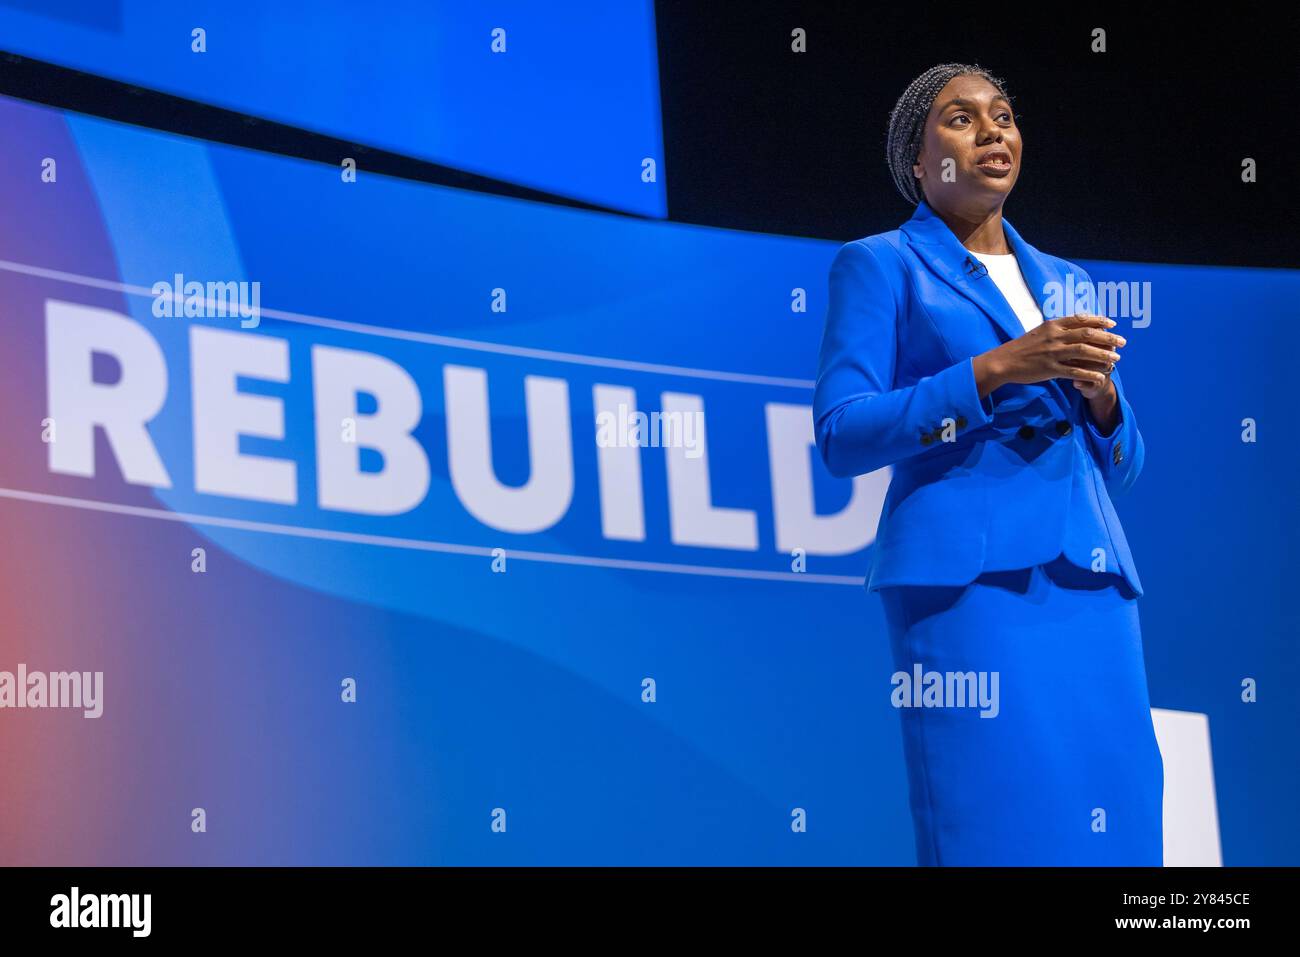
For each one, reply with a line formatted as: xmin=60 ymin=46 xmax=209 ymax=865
xmin=0 ymin=91 xmax=1295 ymax=864
xmin=0 ymin=0 xmax=666 ymax=216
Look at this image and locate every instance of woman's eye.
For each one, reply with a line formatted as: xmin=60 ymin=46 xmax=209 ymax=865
xmin=951 ymin=115 xmax=970 ymax=126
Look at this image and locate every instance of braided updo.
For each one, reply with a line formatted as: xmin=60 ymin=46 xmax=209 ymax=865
xmin=886 ymin=63 xmax=1010 ymax=206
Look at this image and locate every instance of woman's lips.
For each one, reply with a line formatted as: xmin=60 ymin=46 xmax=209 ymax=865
xmin=976 ymin=156 xmax=1012 ymax=176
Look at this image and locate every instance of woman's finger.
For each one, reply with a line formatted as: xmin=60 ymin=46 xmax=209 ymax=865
xmin=1057 ymin=313 xmax=1115 ymax=331
xmin=1054 ymin=325 xmax=1126 ymax=348
xmin=1059 ymin=362 xmax=1108 ymax=383
xmin=1067 ymin=343 xmax=1121 ymax=366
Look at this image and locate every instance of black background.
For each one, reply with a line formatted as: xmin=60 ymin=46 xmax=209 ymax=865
xmin=654 ymin=2 xmax=1298 ymax=267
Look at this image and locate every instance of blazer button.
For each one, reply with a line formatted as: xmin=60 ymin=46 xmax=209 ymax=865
xmin=920 ymin=432 xmax=934 ymax=446
xmin=1054 ymin=419 xmax=1072 ymax=437
xmin=956 ymin=416 xmax=967 ymax=429
xmin=1017 ymin=424 xmax=1035 ymax=440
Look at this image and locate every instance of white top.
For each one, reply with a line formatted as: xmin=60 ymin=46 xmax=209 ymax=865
xmin=970 ymin=251 xmax=1044 ymax=333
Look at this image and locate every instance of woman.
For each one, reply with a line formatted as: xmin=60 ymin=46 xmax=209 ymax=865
xmin=814 ymin=63 xmax=1163 ymax=866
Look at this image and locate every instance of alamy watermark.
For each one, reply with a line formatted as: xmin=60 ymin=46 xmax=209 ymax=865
xmin=892 ymin=663 xmax=1000 ymax=718
xmin=50 ymin=887 xmax=150 ymax=937
xmin=0 ymin=665 xmax=103 ymax=718
xmin=595 ymin=403 xmax=703 ymax=458
xmin=1044 ymin=273 xmax=1151 ymax=328
xmin=151 ymin=272 xmax=261 ymax=328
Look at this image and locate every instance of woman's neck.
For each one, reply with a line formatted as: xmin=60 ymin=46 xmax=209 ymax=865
xmin=934 ymin=205 xmax=1012 ymax=255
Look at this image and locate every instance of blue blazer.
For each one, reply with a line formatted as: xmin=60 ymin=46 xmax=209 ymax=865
xmin=813 ymin=200 xmax=1145 ymax=597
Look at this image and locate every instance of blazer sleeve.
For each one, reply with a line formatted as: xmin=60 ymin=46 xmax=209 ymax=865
xmin=1076 ymin=267 xmax=1145 ymax=497
xmin=813 ymin=240 xmax=995 ymax=479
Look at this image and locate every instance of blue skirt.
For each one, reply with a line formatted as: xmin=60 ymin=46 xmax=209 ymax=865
xmin=879 ymin=554 xmax=1164 ymax=866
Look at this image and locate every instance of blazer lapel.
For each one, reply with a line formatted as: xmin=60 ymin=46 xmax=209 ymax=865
xmin=900 ymin=199 xmax=1027 ymax=345
xmin=1001 ymin=216 xmax=1079 ymax=410
xmin=1002 ymin=217 xmax=1067 ymax=322
xmin=900 ymin=200 xmax=1073 ymax=410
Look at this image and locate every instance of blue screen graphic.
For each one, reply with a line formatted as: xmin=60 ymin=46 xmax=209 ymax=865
xmin=0 ymin=0 xmax=667 ymax=216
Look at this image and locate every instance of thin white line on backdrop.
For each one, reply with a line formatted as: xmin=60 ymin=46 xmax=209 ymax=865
xmin=0 ymin=487 xmax=864 ymax=587
xmin=0 ymin=258 xmax=817 ymax=389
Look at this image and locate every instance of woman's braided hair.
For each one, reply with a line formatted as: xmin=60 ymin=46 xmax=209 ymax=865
xmin=886 ymin=63 xmax=1010 ymax=206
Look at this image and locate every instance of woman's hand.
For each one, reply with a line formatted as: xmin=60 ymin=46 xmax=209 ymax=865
xmin=972 ymin=313 xmax=1125 ymax=397
xmin=1071 ymin=376 xmax=1111 ymax=400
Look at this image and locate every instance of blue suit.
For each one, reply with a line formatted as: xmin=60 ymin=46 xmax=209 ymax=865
xmin=815 ymin=200 xmax=1163 ymax=866
xmin=814 ymin=199 xmax=1145 ymax=597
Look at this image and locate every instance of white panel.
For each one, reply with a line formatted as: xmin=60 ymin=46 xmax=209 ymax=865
xmin=1151 ymin=708 xmax=1223 ymax=867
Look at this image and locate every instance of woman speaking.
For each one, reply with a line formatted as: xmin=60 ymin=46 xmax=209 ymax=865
xmin=813 ymin=63 xmax=1163 ymax=866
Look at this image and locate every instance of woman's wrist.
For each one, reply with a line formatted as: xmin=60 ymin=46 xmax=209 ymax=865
xmin=1086 ymin=380 xmax=1120 ymax=434
xmin=972 ymin=351 xmax=1007 ymax=398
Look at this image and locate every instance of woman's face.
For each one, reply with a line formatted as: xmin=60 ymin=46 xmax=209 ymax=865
xmin=913 ymin=74 xmax=1021 ymax=215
